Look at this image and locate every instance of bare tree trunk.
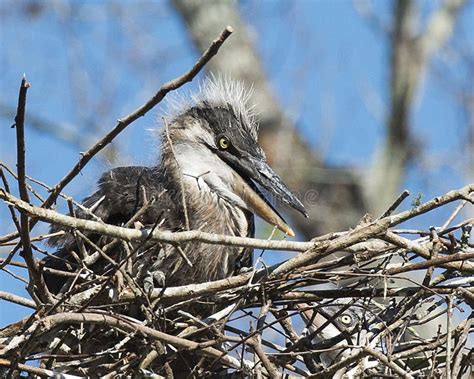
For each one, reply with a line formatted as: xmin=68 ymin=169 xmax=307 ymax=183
xmin=366 ymin=0 xmax=466 ymax=214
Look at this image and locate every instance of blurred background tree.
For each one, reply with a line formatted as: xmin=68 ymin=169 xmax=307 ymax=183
xmin=1 ymin=0 xmax=473 ymax=326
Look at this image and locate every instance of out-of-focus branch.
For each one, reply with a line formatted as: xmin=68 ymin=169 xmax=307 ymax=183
xmin=172 ymin=0 xmax=366 ymax=237
xmin=0 ymin=102 xmax=123 ymax=163
xmin=366 ymin=0 xmax=466 ymax=214
xmin=0 ymin=102 xmax=91 ymax=151
xmin=419 ymin=0 xmax=466 ymax=60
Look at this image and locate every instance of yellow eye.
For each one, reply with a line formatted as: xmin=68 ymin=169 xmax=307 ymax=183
xmin=218 ymin=137 xmax=230 ymax=150
xmin=339 ymin=314 xmax=353 ymax=325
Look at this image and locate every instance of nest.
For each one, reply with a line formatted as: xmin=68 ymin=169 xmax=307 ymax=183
xmin=1 ymin=176 xmax=473 ymax=377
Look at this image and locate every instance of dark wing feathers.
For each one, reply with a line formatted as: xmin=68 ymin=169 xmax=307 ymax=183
xmin=44 ymin=166 xmax=176 ymax=292
xmin=48 ymin=166 xmax=172 ymax=247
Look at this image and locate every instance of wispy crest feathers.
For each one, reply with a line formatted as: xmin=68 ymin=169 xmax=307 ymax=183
xmin=165 ymin=74 xmax=258 ymax=138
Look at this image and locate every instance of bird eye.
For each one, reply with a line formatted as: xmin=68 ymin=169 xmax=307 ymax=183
xmin=339 ymin=314 xmax=353 ymax=325
xmin=218 ymin=136 xmax=230 ymax=150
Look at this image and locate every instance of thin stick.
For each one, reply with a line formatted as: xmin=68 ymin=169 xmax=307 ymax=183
xmin=0 ymin=291 xmax=36 ymax=309
xmin=379 ymin=189 xmax=410 ymax=218
xmin=0 ymin=359 xmax=65 ymax=378
xmin=0 ymin=189 xmax=313 ymax=252
xmin=445 ymin=295 xmax=453 ymax=379
xmin=15 ymin=76 xmax=31 ymax=206
xmin=164 ymin=116 xmax=190 ymax=230
xmin=13 ymin=75 xmax=53 ymax=304
xmin=441 ymin=199 xmax=469 ymax=230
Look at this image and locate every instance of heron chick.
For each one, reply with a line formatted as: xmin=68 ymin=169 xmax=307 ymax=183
xmin=44 ymin=76 xmax=307 ymax=294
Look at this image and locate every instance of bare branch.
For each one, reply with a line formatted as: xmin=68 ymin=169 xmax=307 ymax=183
xmin=13 ymin=75 xmax=53 ymax=304
xmin=0 ymin=291 xmax=36 ymax=309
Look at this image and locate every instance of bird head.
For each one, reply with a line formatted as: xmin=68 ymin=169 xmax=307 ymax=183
xmin=298 ymin=300 xmax=371 ymax=367
xmin=162 ymin=75 xmax=307 ymax=236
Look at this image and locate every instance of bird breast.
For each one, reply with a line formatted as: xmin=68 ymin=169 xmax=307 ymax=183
xmin=173 ymin=142 xmax=250 ymax=238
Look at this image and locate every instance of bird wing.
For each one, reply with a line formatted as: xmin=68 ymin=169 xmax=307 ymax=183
xmin=48 ymin=166 xmax=173 ymax=246
xmin=44 ymin=166 xmax=174 ymax=292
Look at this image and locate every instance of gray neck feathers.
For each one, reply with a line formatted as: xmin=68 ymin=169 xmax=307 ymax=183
xmin=160 ymin=137 xmax=251 ymax=238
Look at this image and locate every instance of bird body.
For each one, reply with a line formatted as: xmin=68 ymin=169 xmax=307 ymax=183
xmin=44 ymin=76 xmax=306 ymax=294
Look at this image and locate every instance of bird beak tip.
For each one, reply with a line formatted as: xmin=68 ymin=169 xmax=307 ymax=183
xmin=291 ymin=196 xmax=308 ymax=219
xmin=286 ymin=228 xmax=295 ymax=237
xmin=295 ymin=205 xmax=309 ymax=219
xmin=277 ymin=223 xmax=295 ymax=237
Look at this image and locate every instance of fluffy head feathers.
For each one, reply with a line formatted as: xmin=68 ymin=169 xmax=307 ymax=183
xmin=165 ymin=74 xmax=258 ymax=139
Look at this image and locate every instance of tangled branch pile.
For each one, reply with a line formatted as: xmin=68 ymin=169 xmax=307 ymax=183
xmin=0 ymin=28 xmax=473 ymax=379
xmin=1 ymin=178 xmax=473 ymax=378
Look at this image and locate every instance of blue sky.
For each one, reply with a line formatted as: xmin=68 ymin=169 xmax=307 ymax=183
xmin=0 ymin=1 xmax=472 ymax=328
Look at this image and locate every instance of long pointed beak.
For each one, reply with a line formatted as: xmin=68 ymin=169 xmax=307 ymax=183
xmin=226 ymin=155 xmax=308 ymax=236
xmin=231 ymin=172 xmax=296 ymax=236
